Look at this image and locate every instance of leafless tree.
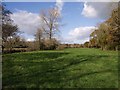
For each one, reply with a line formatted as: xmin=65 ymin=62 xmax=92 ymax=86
xmin=40 ymin=8 xmax=61 ymax=40
xmin=35 ymin=28 xmax=44 ymax=50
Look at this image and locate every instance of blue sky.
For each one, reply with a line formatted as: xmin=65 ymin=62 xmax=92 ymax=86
xmin=5 ymin=2 xmax=116 ymax=44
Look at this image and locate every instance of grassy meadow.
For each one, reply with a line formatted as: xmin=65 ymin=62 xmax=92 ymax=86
xmin=2 ymin=48 xmax=118 ymax=88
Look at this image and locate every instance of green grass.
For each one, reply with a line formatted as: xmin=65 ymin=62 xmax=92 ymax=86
xmin=2 ymin=48 xmax=118 ymax=88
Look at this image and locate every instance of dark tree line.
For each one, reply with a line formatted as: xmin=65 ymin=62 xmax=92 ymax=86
xmin=1 ymin=4 xmax=28 ymax=53
xmin=1 ymin=4 xmax=20 ymax=52
xmin=2 ymin=3 xmax=119 ymax=53
xmin=1 ymin=4 xmax=62 ymax=53
xmin=89 ymin=6 xmax=120 ymax=51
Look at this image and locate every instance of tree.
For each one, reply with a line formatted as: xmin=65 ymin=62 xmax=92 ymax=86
xmin=97 ymin=23 xmax=110 ymax=50
xmin=89 ymin=6 xmax=119 ymax=50
xmin=89 ymin=29 xmax=100 ymax=48
xmin=40 ymin=8 xmax=61 ymax=40
xmin=1 ymin=4 xmax=19 ymax=52
xmin=34 ymin=28 xmax=44 ymax=50
xmin=2 ymin=24 xmax=18 ymax=42
xmin=105 ymin=7 xmax=119 ymax=50
xmin=0 ymin=4 xmax=2 ymax=51
xmin=83 ymin=42 xmax=89 ymax=48
xmin=1 ymin=3 xmax=12 ymax=24
xmin=44 ymin=38 xmax=59 ymax=50
xmin=3 ymin=36 xmax=26 ymax=51
xmin=2 ymin=4 xmax=18 ymax=41
xmin=35 ymin=8 xmax=61 ymax=50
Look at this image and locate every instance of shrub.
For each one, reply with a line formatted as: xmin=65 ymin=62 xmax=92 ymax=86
xmin=56 ymin=44 xmax=65 ymax=50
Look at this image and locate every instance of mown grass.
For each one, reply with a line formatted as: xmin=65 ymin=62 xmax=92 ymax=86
xmin=2 ymin=48 xmax=118 ymax=88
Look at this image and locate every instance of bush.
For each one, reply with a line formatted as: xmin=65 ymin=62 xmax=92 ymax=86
xmin=56 ymin=45 xmax=65 ymax=50
xmin=44 ymin=38 xmax=59 ymax=50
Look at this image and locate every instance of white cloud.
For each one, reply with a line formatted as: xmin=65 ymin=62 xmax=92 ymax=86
xmin=81 ymin=2 xmax=98 ymax=18
xmin=55 ymin=0 xmax=64 ymax=14
xmin=27 ymin=38 xmax=35 ymax=41
xmin=10 ymin=10 xmax=41 ymax=40
xmin=81 ymin=2 xmax=117 ymax=19
xmin=62 ymin=26 xmax=96 ymax=44
xmin=69 ymin=26 xmax=96 ymax=39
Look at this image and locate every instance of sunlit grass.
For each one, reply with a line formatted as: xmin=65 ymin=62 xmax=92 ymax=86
xmin=2 ymin=48 xmax=118 ymax=88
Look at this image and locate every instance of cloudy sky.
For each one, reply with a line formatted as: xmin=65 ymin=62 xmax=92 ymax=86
xmin=5 ymin=1 xmax=117 ymax=44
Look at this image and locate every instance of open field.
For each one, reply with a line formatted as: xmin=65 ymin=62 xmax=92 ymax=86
xmin=2 ymin=48 xmax=118 ymax=88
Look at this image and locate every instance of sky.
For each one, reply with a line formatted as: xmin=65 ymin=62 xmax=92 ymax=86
xmin=4 ymin=1 xmax=117 ymax=44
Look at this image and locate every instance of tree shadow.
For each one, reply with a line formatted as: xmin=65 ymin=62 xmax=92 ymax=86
xmin=2 ymin=53 xmax=117 ymax=88
xmin=2 ymin=51 xmax=70 ymax=88
xmin=65 ymin=69 xmax=116 ymax=82
xmin=17 ymin=52 xmax=70 ymax=60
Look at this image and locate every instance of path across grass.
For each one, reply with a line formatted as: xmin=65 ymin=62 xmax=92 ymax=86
xmin=2 ymin=48 xmax=118 ymax=88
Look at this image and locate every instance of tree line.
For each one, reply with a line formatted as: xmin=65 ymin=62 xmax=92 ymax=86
xmin=1 ymin=3 xmax=120 ymax=53
xmin=1 ymin=4 xmax=62 ymax=53
xmin=84 ymin=5 xmax=120 ymax=51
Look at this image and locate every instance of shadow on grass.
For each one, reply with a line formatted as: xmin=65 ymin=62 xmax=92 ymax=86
xmin=19 ymin=52 xmax=69 ymax=60
xmin=2 ymin=51 xmax=70 ymax=87
xmin=65 ymin=69 xmax=117 ymax=81
xmin=2 ymin=53 xmax=117 ymax=88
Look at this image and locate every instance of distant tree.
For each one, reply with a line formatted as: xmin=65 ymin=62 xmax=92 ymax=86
xmin=35 ymin=28 xmax=44 ymax=50
xmin=89 ymin=6 xmax=119 ymax=50
xmin=2 ymin=4 xmax=18 ymax=41
xmin=44 ymin=38 xmax=59 ymax=50
xmin=90 ymin=29 xmax=99 ymax=48
xmin=2 ymin=24 xmax=18 ymax=42
xmin=0 ymin=4 xmax=2 ymax=51
xmin=105 ymin=7 xmax=119 ymax=50
xmin=4 ymin=36 xmax=27 ymax=52
xmin=26 ymin=41 xmax=35 ymax=51
xmin=1 ymin=3 xmax=12 ymax=24
xmin=36 ymin=8 xmax=61 ymax=50
xmin=12 ymin=36 xmax=27 ymax=48
xmin=1 ymin=4 xmax=19 ymax=52
xmin=83 ymin=42 xmax=89 ymax=48
xmin=97 ymin=23 xmax=110 ymax=50
xmin=40 ymin=8 xmax=61 ymax=40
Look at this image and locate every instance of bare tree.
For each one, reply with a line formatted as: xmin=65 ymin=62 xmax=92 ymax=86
xmin=35 ymin=28 xmax=44 ymax=50
xmin=40 ymin=8 xmax=61 ymax=40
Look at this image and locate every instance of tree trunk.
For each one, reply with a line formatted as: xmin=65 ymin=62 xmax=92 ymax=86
xmin=49 ymin=32 xmax=52 ymax=40
xmin=49 ymin=29 xmax=52 ymax=40
xmin=49 ymin=23 xmax=53 ymax=40
xmin=115 ymin=45 xmax=118 ymax=51
xmin=38 ymin=35 xmax=41 ymax=50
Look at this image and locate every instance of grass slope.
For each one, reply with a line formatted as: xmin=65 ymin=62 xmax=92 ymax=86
xmin=2 ymin=48 xmax=118 ymax=88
